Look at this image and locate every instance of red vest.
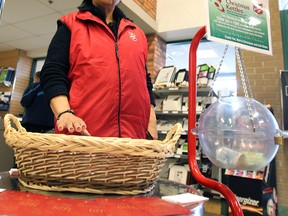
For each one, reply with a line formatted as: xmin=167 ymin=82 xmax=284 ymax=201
xmin=58 ymin=11 xmax=150 ymax=138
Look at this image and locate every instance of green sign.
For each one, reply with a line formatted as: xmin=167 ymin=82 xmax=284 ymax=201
xmin=207 ymin=0 xmax=272 ymax=55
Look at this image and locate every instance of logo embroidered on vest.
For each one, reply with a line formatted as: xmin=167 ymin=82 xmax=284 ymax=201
xmin=128 ymin=32 xmax=137 ymax=41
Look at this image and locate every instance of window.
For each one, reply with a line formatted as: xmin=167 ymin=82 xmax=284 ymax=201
xmin=30 ymin=58 xmax=45 ymax=84
xmin=166 ymin=40 xmax=236 ymax=97
xmin=34 ymin=59 xmax=45 ymax=72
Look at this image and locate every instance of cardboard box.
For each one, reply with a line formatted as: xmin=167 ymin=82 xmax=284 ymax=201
xmin=224 ymin=158 xmax=277 ymax=216
xmin=168 ymin=165 xmax=188 ymax=184
xmin=155 ymin=98 xmax=164 ymax=111
xmin=163 ymin=95 xmax=182 ymax=111
xmin=157 ymin=119 xmax=182 ymax=131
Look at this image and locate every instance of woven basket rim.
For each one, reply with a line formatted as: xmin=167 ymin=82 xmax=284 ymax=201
xmin=4 ymin=114 xmax=182 ymax=157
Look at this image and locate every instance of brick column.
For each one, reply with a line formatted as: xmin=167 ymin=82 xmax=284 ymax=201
xmin=146 ymin=33 xmax=167 ymax=83
xmin=236 ymin=1 xmax=288 ymax=211
xmin=133 ymin=0 xmax=157 ymax=20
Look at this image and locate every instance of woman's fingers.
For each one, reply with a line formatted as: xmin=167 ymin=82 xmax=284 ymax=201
xmin=56 ymin=113 xmax=90 ymax=135
xmin=81 ymin=128 xmax=91 ymax=136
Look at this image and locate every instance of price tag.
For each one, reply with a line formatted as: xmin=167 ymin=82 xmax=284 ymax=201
xmin=168 ymin=87 xmax=179 ymax=90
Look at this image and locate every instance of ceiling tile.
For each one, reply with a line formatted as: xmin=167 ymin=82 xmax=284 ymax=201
xmin=0 ymin=19 xmax=7 ymax=26
xmin=4 ymin=36 xmax=50 ymax=51
xmin=60 ymin=8 xmax=79 ymax=16
xmin=0 ymin=25 xmax=33 ymax=42
xmin=2 ymin=0 xmax=55 ymax=24
xmin=37 ymin=0 xmax=82 ymax=12
xmin=14 ymin=12 xmax=63 ymax=35
xmin=39 ymin=33 xmax=55 ymax=42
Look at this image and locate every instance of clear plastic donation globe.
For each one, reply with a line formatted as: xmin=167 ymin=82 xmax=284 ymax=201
xmin=194 ymin=97 xmax=279 ymax=171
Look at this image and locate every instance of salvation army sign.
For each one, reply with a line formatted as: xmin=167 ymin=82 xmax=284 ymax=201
xmin=206 ymin=0 xmax=272 ymax=55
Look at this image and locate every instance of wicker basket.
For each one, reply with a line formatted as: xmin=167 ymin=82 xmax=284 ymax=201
xmin=4 ymin=114 xmax=182 ymax=195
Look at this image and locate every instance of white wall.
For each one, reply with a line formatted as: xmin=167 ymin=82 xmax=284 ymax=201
xmin=120 ymin=0 xmax=207 ymax=42
xmin=157 ymin=0 xmax=206 ymax=41
xmin=28 ymin=0 xmax=207 ymax=57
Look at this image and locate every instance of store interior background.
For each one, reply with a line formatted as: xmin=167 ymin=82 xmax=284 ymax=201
xmin=0 ymin=0 xmax=288 ymax=214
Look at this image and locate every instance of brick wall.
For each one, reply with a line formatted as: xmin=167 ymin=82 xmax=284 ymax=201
xmin=134 ymin=0 xmax=161 ymax=80
xmin=0 ymin=49 xmax=32 ymax=118
xmin=236 ymin=1 xmax=288 ymax=209
xmin=133 ymin=0 xmax=157 ymax=20
xmin=142 ymin=0 xmax=288 ymax=210
xmin=146 ymin=33 xmax=167 ymax=83
xmin=10 ymin=50 xmax=33 ymax=116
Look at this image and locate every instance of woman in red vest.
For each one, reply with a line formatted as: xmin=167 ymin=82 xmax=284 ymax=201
xmin=40 ymin=0 xmax=157 ymax=139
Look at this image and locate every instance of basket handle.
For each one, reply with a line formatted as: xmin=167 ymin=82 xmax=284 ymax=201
xmin=162 ymin=123 xmax=182 ymax=147
xmin=4 ymin=114 xmax=26 ymax=139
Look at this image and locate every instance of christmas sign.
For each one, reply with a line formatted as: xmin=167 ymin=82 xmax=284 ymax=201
xmin=206 ymin=0 xmax=272 ymax=55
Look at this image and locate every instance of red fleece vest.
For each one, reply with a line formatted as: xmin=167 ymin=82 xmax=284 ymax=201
xmin=58 ymin=11 xmax=150 ymax=138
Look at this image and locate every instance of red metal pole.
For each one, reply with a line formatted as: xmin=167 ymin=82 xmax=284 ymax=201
xmin=188 ymin=26 xmax=243 ymax=216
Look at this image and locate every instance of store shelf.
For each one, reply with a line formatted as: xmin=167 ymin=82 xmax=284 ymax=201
xmin=155 ymin=110 xmax=203 ymax=116
xmin=156 ymin=110 xmax=188 ymax=116
xmin=155 ymin=85 xmax=219 ymax=190
xmin=174 ymin=154 xmax=200 ymax=161
xmin=158 ymin=129 xmax=187 ymax=135
xmin=153 ymin=87 xmax=217 ymax=98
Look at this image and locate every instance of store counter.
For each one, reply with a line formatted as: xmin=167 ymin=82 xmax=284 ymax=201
xmin=0 ymin=171 xmax=205 ymax=215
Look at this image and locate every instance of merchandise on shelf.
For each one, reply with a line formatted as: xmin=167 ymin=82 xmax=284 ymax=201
xmin=153 ymin=65 xmax=216 ymax=89
xmin=163 ymin=95 xmax=183 ymax=111
xmin=197 ymin=64 xmax=216 ymax=88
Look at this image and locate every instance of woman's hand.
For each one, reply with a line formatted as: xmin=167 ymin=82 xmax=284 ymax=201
xmin=50 ymin=95 xmax=91 ymax=136
xmin=56 ymin=112 xmax=90 ymax=136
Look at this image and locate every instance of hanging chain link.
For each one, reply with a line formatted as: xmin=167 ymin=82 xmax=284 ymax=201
xmin=198 ymin=45 xmax=229 ymax=119
xmin=235 ymin=47 xmax=255 ymax=130
xmin=197 ymin=46 xmax=256 ymax=131
xmin=235 ymin=47 xmax=254 ymax=99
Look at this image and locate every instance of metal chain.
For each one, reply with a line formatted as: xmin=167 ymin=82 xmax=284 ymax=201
xmin=235 ymin=47 xmax=255 ymax=130
xmin=197 ymin=46 xmax=255 ymax=131
xmin=199 ymin=45 xmax=229 ymax=117
xmin=209 ymin=44 xmax=229 ymax=97
xmin=235 ymin=47 xmax=254 ymax=99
